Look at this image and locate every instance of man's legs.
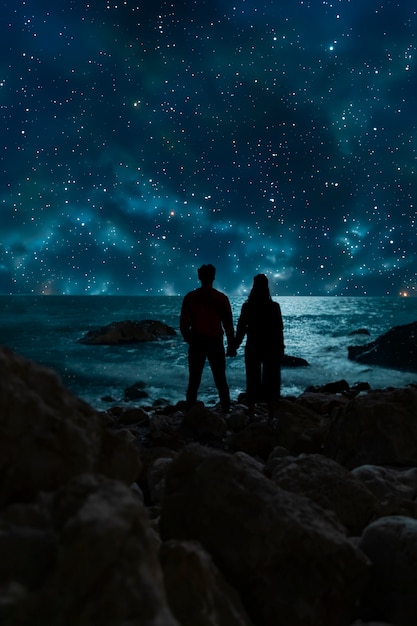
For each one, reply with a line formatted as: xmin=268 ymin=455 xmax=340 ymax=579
xmin=186 ymin=340 xmax=207 ymax=406
xmin=207 ymin=337 xmax=230 ymax=412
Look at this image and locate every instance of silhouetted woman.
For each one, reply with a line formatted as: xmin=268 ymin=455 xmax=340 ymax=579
xmin=235 ymin=274 xmax=284 ymax=417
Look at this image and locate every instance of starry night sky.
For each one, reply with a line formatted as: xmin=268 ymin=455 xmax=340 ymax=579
xmin=1 ymin=0 xmax=416 ymax=296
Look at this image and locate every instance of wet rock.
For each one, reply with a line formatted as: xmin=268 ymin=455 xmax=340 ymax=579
xmin=281 ymin=354 xmax=310 ymax=367
xmin=324 ymin=387 xmax=417 ymax=469
xmin=160 ymin=444 xmax=369 ymax=626
xmin=348 ymin=320 xmax=417 ymax=372
xmin=305 ymin=379 xmax=350 ymax=393
xmin=78 ymin=319 xmax=177 ymax=345
xmin=124 ymin=381 xmax=149 ymax=401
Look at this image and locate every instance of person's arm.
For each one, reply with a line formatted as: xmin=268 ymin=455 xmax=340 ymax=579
xmin=235 ymin=303 xmax=248 ymax=349
xmin=180 ymin=295 xmax=192 ymax=343
xmin=222 ymin=296 xmax=236 ymax=355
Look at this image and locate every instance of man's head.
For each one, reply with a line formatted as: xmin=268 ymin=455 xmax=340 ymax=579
xmin=198 ymin=264 xmax=216 ymax=285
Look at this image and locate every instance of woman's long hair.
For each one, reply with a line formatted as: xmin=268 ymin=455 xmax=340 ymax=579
xmin=247 ymin=274 xmax=272 ymax=307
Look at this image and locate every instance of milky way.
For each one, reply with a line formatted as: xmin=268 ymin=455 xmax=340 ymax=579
xmin=1 ymin=1 xmax=416 ymax=296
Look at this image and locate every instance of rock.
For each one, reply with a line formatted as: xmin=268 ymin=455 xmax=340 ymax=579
xmin=305 ymin=379 xmax=350 ymax=394
xmin=324 ymin=387 xmax=417 ymax=469
xmin=348 ymin=321 xmax=417 ymax=372
xmin=147 ymin=456 xmax=176 ymax=506
xmin=78 ymin=319 xmax=177 ymax=345
xmin=160 ymin=444 xmax=369 ymax=626
xmin=182 ymin=403 xmax=227 ymax=440
xmin=116 ymin=405 xmax=151 ymax=426
xmin=97 ymin=428 xmax=141 ymax=484
xmin=351 ymin=465 xmax=417 ymax=518
xmin=295 ymin=390 xmax=352 ymax=416
xmin=266 ymin=452 xmax=380 ymax=535
xmin=226 ymin=407 xmax=250 ymax=432
xmin=148 ymin=414 xmax=183 ymax=448
xmin=160 ymin=539 xmax=254 ymax=626
xmin=0 ymin=348 xmax=107 ymax=505
xmin=2 ymin=475 xmax=179 ymax=626
xmin=274 ymin=398 xmax=329 ymax=454
xmin=226 ymin=421 xmax=281 ymax=460
xmin=0 ymin=501 xmax=56 ymax=592
xmin=349 ymin=328 xmax=371 ymax=336
xmin=358 ymin=516 xmax=417 ymax=626
xmin=281 ymin=354 xmax=310 ymax=367
xmin=124 ymin=381 xmax=149 ymax=401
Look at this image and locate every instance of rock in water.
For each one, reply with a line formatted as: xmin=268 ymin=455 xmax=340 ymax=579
xmin=348 ymin=320 xmax=417 ymax=371
xmin=78 ymin=319 xmax=177 ymax=345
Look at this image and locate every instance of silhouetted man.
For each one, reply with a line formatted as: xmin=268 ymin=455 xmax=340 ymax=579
xmin=180 ymin=264 xmax=235 ymax=412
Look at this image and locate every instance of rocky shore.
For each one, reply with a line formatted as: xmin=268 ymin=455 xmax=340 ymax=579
xmin=2 ymin=344 xmax=417 ymax=626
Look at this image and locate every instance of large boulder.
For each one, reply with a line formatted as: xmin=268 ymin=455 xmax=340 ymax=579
xmin=348 ymin=321 xmax=417 ymax=371
xmin=160 ymin=444 xmax=369 ymax=626
xmin=324 ymin=387 xmax=417 ymax=469
xmin=78 ymin=319 xmax=177 ymax=345
xmin=352 ymin=465 xmax=417 ymax=518
xmin=358 ymin=516 xmax=417 ymax=626
xmin=160 ymin=539 xmax=254 ymax=626
xmin=266 ymin=452 xmax=381 ymax=535
xmin=0 ymin=347 xmax=140 ymax=505
xmin=0 ymin=474 xmax=179 ymax=626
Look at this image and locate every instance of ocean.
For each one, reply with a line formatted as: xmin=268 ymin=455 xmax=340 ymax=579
xmin=1 ymin=295 xmax=416 ymax=410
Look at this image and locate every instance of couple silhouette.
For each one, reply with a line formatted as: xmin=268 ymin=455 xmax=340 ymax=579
xmin=180 ymin=264 xmax=285 ymax=416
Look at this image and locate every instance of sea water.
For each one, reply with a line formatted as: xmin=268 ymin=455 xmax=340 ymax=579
xmin=1 ymin=295 xmax=416 ymax=410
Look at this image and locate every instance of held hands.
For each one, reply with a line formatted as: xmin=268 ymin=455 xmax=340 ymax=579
xmin=227 ymin=338 xmax=240 ymax=357
xmin=226 ymin=344 xmax=237 ymax=357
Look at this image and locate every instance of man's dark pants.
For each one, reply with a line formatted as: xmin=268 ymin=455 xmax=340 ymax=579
xmin=186 ymin=335 xmax=230 ymax=411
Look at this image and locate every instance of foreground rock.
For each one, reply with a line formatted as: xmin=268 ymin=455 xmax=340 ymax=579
xmin=324 ymin=387 xmax=417 ymax=469
xmin=348 ymin=320 xmax=417 ymax=372
xmin=0 ymin=475 xmax=179 ymax=626
xmin=160 ymin=445 xmax=369 ymax=626
xmin=266 ymin=452 xmax=380 ymax=535
xmin=358 ymin=516 xmax=417 ymax=626
xmin=160 ymin=539 xmax=254 ymax=626
xmin=0 ymin=347 xmax=140 ymax=506
xmin=3 ymin=345 xmax=417 ymax=626
xmin=78 ymin=319 xmax=177 ymax=345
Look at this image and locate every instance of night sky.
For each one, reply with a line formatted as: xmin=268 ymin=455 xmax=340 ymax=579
xmin=2 ymin=1 xmax=416 ymax=296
